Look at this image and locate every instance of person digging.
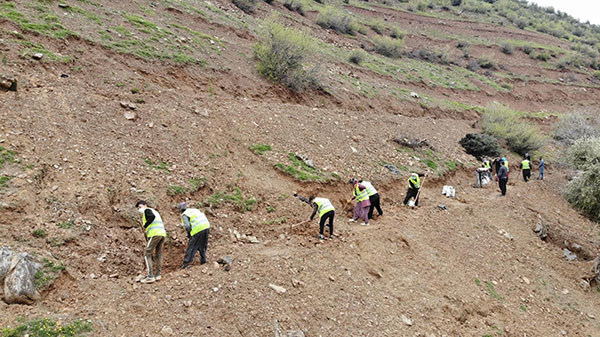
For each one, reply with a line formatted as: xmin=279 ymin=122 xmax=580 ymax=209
xmin=179 ymin=202 xmax=210 ymax=269
xmin=402 ymin=172 xmax=426 ymax=207
xmin=136 ymin=200 xmax=167 ymax=284
xmin=294 ymin=194 xmax=335 ymax=240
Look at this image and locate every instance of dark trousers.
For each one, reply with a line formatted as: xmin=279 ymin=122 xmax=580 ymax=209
xmin=522 ymin=169 xmax=530 ymax=182
xmin=499 ymin=178 xmax=508 ymax=195
xmin=183 ymin=228 xmax=209 ymax=266
xmin=403 ymin=188 xmax=419 ymax=206
xmin=319 ymin=211 xmax=334 ymax=236
xmin=368 ymin=193 xmax=383 ymax=219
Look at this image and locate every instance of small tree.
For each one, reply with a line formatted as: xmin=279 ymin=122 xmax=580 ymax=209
xmin=564 ymin=165 xmax=600 ymax=221
xmin=554 ymin=111 xmax=600 ymax=145
xmin=482 ymin=103 xmax=545 ymax=155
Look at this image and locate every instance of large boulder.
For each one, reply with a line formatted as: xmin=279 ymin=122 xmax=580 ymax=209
xmin=3 ymin=251 xmax=42 ymax=304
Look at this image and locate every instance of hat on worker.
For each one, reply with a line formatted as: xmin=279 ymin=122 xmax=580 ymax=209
xmin=178 ymin=202 xmax=187 ymax=213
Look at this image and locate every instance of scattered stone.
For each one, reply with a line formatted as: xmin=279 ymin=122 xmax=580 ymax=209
xmin=563 ymin=248 xmax=577 ymax=261
xmin=160 ymin=325 xmax=173 ymax=335
xmin=127 ymin=102 xmax=137 ymax=110
xmin=437 ymin=204 xmax=447 ymax=210
xmin=350 ymin=146 xmax=357 ymax=153
xmin=384 ymin=164 xmax=400 ymax=175
xmin=109 ymin=273 xmax=118 ymax=278
xmin=499 ymin=229 xmax=513 ymax=241
xmin=401 ymin=314 xmax=413 ymax=326
xmin=217 ymin=256 xmax=233 ymax=265
xmin=269 ymin=283 xmax=287 ymax=294
xmin=522 ymin=277 xmax=530 ymax=285
xmin=0 ymin=246 xmax=13 ymax=283
xmin=32 ymin=53 xmax=44 ymax=60
xmin=224 ymin=265 xmax=231 ymax=272
xmin=193 ymin=108 xmax=209 ymax=117
xmin=292 ymin=279 xmax=305 ymax=288
xmin=124 ymin=111 xmax=137 ymax=120
xmin=58 ymin=3 xmax=70 ymax=8
xmin=183 ymin=300 xmax=192 ymax=307
xmin=60 ymin=74 xmax=69 ymax=78
xmin=561 ymin=289 xmax=569 ymax=295
xmin=246 ymin=236 xmax=260 ymax=244
xmin=328 ymin=275 xmax=335 ymax=282
xmin=213 ymin=261 xmax=220 ymax=269
xmin=410 ymin=92 xmax=419 ymax=98
xmin=285 ymin=331 xmax=305 ymax=337
xmin=367 ymin=269 xmax=383 ymax=279
xmin=393 ymin=136 xmax=430 ymax=149
xmin=279 ymin=234 xmax=286 ymax=240
xmin=0 ymin=75 xmax=17 ymax=91
xmin=534 ymin=214 xmax=548 ymax=240
xmin=295 ymin=153 xmax=315 ymax=169
xmin=587 ymin=313 xmax=596 ymax=319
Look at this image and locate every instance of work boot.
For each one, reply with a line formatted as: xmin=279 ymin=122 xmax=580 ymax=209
xmin=140 ymin=276 xmax=155 ymax=284
xmin=361 ymin=222 xmax=369 ymax=226
xmin=180 ymin=264 xmax=190 ymax=270
xmin=329 ymin=235 xmax=334 ymax=240
xmin=317 ymin=234 xmax=325 ymax=240
xmin=348 ymin=218 xmax=356 ymax=222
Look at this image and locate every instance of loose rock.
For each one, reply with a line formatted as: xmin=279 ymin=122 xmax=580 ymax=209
xmin=3 ymin=252 xmax=42 ymax=304
xmin=217 ymin=256 xmax=233 ymax=265
xmin=32 ymin=53 xmax=44 ymax=60
xmin=0 ymin=75 xmax=17 ymax=91
xmin=401 ymin=314 xmax=413 ymax=326
xmin=269 ymin=283 xmax=287 ymax=294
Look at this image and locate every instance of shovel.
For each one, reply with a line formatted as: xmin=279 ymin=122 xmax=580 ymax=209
xmin=289 ymin=219 xmax=310 ymax=231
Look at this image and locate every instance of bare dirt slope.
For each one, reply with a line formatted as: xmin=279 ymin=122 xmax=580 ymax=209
xmin=1 ymin=0 xmax=600 ymax=336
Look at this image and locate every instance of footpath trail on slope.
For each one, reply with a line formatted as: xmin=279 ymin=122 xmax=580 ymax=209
xmin=3 ymin=168 xmax=598 ymax=337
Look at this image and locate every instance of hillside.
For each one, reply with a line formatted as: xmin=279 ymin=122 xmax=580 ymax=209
xmin=1 ymin=0 xmax=600 ymax=336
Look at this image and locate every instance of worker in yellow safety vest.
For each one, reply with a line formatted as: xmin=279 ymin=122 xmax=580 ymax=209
xmin=294 ymin=194 xmax=336 ymax=240
xmin=402 ymin=173 xmax=425 ymax=206
xmin=520 ymin=157 xmax=531 ymax=182
xmin=179 ymin=202 xmax=211 ymax=269
xmin=348 ymin=179 xmax=371 ymax=226
xmin=136 ymin=200 xmax=167 ymax=284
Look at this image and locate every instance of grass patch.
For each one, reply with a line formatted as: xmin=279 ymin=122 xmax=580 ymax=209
xmin=33 ymin=258 xmax=64 ymax=289
xmin=484 ymin=281 xmax=504 ymax=301
xmin=373 ymin=36 xmax=403 ymax=58
xmin=266 ymin=205 xmax=276 ymax=213
xmin=57 ymin=220 xmax=74 ymax=230
xmin=189 ymin=177 xmax=206 ymax=192
xmin=1 ymin=317 xmax=92 ymax=337
xmin=167 ymin=185 xmax=186 ymax=196
xmin=204 ymin=186 xmax=256 ymax=213
xmin=144 ymin=158 xmax=169 ymax=171
xmin=273 ymin=152 xmax=334 ymax=182
xmin=250 ymin=144 xmax=272 ymax=155
xmin=348 ymin=49 xmax=366 ymax=65
xmin=0 ymin=176 xmax=10 ymax=189
xmin=32 ymin=229 xmax=47 ymax=239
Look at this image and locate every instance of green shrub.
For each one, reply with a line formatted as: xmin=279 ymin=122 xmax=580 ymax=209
xmin=283 ymin=0 xmax=305 ymax=15
xmin=594 ymin=70 xmax=600 ymax=80
xmin=369 ymin=19 xmax=385 ymax=35
xmin=373 ymin=36 xmax=403 ymax=58
xmin=390 ymin=27 xmax=404 ymax=39
xmin=250 ymin=144 xmax=272 ymax=155
xmin=0 ymin=175 xmax=10 ymax=189
xmin=564 ymin=165 xmax=600 ymax=221
xmin=459 ymin=133 xmax=501 ymax=160
xmin=204 ymin=186 xmax=256 ymax=213
xmin=477 ymin=57 xmax=497 ymax=69
xmin=451 ymin=0 xmax=462 ymax=6
xmin=232 ymin=0 xmax=258 ymax=13
xmin=522 ymin=45 xmax=533 ymax=54
xmin=316 ymin=7 xmax=357 ymax=35
xmin=254 ymin=21 xmax=318 ymax=91
xmin=348 ymin=49 xmax=366 ymax=65
xmin=410 ymin=48 xmax=449 ymax=64
xmin=500 ymin=43 xmax=514 ymax=55
xmin=566 ymin=137 xmax=600 ymax=170
xmin=32 ymin=229 xmax=47 ymax=238
xmin=482 ymin=103 xmax=545 ymax=155
xmin=1 ymin=317 xmax=92 ymax=337
xmin=553 ymin=112 xmax=600 ymax=145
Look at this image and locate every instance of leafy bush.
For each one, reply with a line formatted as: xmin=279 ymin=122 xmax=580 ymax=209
xmin=566 ymin=137 xmax=600 ymax=170
xmin=553 ymin=112 xmax=600 ymax=145
xmin=466 ymin=59 xmax=480 ymax=71
xmin=564 ymin=165 xmax=600 ymax=221
xmin=254 ymin=21 xmax=318 ymax=91
xmin=409 ymin=48 xmax=449 ymax=65
xmin=204 ymin=186 xmax=256 ymax=213
xmin=594 ymin=70 xmax=600 ymax=80
xmin=482 ymin=103 xmax=545 ymax=155
xmin=232 ymin=0 xmax=258 ymax=13
xmin=522 ymin=45 xmax=533 ymax=54
xmin=459 ymin=133 xmax=501 ymax=160
xmin=500 ymin=43 xmax=514 ymax=55
xmin=32 ymin=229 xmax=47 ymax=238
xmin=477 ymin=57 xmax=496 ymax=69
xmin=0 ymin=146 xmax=16 ymax=169
xmin=390 ymin=27 xmax=404 ymax=39
xmin=348 ymin=49 xmax=366 ymax=65
xmin=167 ymin=185 xmax=186 ymax=196
xmin=373 ymin=36 xmax=403 ymax=58
xmin=283 ymin=0 xmax=305 ymax=15
xmin=369 ymin=19 xmax=385 ymax=35
xmin=451 ymin=0 xmax=462 ymax=6
xmin=316 ymin=7 xmax=357 ymax=35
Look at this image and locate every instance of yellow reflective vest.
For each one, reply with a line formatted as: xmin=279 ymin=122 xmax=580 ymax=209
xmin=361 ymin=181 xmax=378 ymax=197
xmin=142 ymin=208 xmax=166 ymax=238
xmin=353 ymin=185 xmax=369 ymax=202
xmin=521 ymin=160 xmax=531 ymax=170
xmin=182 ymin=208 xmax=210 ymax=236
xmin=409 ymin=176 xmax=420 ymax=189
xmin=313 ymin=198 xmax=335 ymax=218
